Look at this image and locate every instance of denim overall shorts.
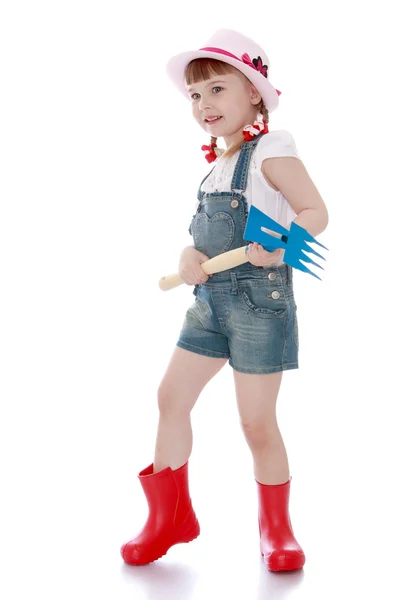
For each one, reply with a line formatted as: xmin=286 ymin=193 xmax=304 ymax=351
xmin=176 ymin=134 xmax=299 ymax=375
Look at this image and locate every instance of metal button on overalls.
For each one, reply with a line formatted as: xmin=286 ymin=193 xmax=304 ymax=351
xmin=230 ymin=199 xmax=239 ymax=209
xmin=271 ymin=291 xmax=280 ymax=299
xmin=268 ymin=272 xmax=277 ymax=281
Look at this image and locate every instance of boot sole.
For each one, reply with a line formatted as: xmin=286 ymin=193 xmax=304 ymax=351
xmin=122 ymin=520 xmax=200 ymax=566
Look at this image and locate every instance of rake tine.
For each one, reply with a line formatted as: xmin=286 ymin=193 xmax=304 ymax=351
xmin=303 ymin=244 xmax=326 ymax=261
xmin=298 ymin=254 xmax=325 ymax=270
xmin=291 ymin=222 xmax=329 ymax=251
xmin=298 ymin=264 xmax=323 ymax=280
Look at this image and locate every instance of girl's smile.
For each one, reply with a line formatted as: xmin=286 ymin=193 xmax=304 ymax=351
xmin=205 ymin=116 xmax=223 ymax=126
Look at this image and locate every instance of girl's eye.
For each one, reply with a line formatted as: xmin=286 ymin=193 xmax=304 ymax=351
xmin=191 ymin=87 xmax=223 ymax=100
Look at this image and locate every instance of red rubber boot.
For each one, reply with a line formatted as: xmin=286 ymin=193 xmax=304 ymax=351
xmin=256 ymin=476 xmax=306 ymax=572
xmin=120 ymin=461 xmax=200 ymax=565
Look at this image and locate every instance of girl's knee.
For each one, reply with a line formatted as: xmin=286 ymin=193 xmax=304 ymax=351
xmin=157 ymin=385 xmax=191 ymax=418
xmin=241 ymin=420 xmax=280 ymax=449
xmin=157 ymin=386 xmax=176 ymax=415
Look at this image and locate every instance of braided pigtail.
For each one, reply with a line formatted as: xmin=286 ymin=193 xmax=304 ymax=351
xmin=213 ymin=137 xmax=225 ymax=158
xmin=259 ymin=102 xmax=269 ymax=125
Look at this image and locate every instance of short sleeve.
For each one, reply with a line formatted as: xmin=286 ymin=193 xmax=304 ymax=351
xmin=254 ymin=130 xmax=301 ymax=173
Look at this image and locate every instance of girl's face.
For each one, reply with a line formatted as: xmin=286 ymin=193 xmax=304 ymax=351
xmin=186 ymin=70 xmax=262 ymax=148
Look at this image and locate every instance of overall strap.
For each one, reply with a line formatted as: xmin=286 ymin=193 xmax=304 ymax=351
xmin=196 ymin=166 xmax=216 ymax=201
xmin=230 ymin=133 xmax=267 ymax=194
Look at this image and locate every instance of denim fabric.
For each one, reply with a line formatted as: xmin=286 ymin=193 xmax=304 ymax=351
xmin=177 ymin=134 xmax=299 ymax=374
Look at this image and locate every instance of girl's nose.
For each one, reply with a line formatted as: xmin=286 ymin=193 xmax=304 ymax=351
xmin=199 ymin=96 xmax=212 ymax=111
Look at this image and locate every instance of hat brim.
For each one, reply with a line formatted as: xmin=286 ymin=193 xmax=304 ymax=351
xmin=165 ymin=50 xmax=279 ymax=112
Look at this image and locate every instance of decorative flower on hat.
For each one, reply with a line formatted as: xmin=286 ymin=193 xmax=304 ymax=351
xmin=241 ymin=53 xmax=268 ymax=78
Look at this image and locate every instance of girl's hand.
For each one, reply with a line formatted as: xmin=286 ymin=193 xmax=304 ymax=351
xmin=178 ymin=246 xmax=212 ymax=286
xmin=246 ymin=242 xmax=284 ymax=267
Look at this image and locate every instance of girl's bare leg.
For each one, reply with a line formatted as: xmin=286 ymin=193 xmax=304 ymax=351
xmin=154 ymin=347 xmax=228 ymax=472
xmin=233 ymin=370 xmax=289 ymax=484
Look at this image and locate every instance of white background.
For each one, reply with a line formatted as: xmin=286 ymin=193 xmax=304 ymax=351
xmin=1 ymin=1 xmax=399 ymax=598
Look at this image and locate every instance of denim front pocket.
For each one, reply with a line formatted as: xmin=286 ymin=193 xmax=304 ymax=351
xmin=192 ymin=211 xmax=235 ymax=258
xmin=241 ymin=284 xmax=287 ymax=318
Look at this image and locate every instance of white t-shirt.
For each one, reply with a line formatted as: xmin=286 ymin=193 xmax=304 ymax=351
xmin=200 ymin=129 xmax=301 ymax=266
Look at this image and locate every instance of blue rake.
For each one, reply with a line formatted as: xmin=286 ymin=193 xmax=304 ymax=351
xmin=244 ymin=205 xmax=328 ymax=280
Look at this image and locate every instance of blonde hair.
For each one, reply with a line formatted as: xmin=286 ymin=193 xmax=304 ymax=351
xmin=185 ymin=57 xmax=270 ymax=160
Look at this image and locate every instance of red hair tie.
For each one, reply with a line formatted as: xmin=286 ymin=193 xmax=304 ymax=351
xmin=201 ymin=142 xmax=218 ymax=163
xmin=242 ymin=113 xmax=269 ymax=141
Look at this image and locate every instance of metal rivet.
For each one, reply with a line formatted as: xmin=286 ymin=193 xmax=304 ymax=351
xmin=268 ymin=272 xmax=277 ymax=281
xmin=230 ymin=199 xmax=239 ymax=209
xmin=271 ymin=291 xmax=280 ymax=299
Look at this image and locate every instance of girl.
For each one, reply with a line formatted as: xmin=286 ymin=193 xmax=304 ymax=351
xmin=121 ymin=29 xmax=329 ymax=572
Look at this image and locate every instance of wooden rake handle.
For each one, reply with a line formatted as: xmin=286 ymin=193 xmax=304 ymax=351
xmin=158 ymin=246 xmax=249 ymax=291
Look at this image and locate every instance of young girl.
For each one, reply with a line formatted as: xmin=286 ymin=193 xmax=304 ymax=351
xmin=121 ymin=29 xmax=329 ymax=572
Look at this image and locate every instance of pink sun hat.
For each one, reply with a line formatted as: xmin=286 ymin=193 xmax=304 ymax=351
xmin=165 ymin=28 xmax=281 ymax=112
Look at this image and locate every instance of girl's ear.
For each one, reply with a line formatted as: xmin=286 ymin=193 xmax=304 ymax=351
xmin=250 ymin=84 xmax=262 ymax=105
